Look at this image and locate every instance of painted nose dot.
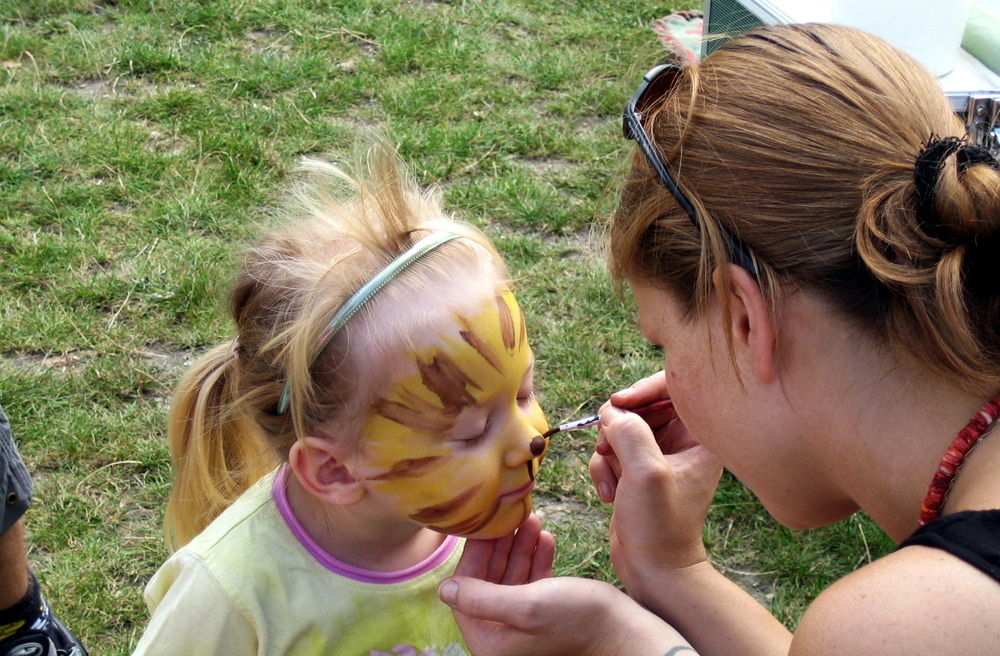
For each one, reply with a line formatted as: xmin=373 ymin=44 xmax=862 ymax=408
xmin=529 ymin=435 xmax=546 ymax=457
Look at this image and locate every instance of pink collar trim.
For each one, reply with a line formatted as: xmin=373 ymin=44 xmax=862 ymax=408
xmin=272 ymin=466 xmax=459 ymax=584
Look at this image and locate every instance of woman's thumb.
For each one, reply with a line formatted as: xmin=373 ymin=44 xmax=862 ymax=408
xmin=438 ymin=576 xmax=530 ymax=626
xmin=600 ymin=407 xmax=661 ymax=466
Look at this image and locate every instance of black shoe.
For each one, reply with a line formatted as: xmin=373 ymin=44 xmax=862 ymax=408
xmin=0 ymin=603 xmax=87 ymax=656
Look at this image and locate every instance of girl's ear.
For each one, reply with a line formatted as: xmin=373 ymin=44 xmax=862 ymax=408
xmin=288 ymin=437 xmax=366 ymax=507
xmin=715 ymin=263 xmax=777 ymax=385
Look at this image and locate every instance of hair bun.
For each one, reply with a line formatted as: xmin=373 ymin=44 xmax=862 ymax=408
xmin=914 ymin=135 xmax=1000 ymax=244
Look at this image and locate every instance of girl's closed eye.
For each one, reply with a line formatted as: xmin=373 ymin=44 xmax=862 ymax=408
xmin=458 ymin=420 xmax=490 ymax=448
xmin=517 ymin=360 xmax=536 ymax=407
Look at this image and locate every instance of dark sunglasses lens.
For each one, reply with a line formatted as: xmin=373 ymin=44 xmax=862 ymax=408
xmin=634 ymin=66 xmax=682 ymax=118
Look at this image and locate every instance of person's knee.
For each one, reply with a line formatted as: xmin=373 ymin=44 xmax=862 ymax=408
xmin=0 ymin=405 xmax=33 ymax=539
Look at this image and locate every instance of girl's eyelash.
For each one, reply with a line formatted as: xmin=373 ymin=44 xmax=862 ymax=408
xmin=463 ymin=421 xmax=490 ymax=447
xmin=459 ymin=389 xmax=534 ymax=447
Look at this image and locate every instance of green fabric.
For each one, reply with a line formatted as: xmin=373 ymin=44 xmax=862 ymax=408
xmin=962 ymin=1 xmax=1000 ymax=75
xmin=134 ymin=471 xmax=468 ymax=656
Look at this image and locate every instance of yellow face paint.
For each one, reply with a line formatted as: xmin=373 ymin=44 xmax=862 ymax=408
xmin=358 ymin=290 xmax=549 ymax=539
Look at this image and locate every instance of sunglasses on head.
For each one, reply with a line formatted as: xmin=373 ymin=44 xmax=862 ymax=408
xmin=623 ymin=63 xmax=758 ymax=278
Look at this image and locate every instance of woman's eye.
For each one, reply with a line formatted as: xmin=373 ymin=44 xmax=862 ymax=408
xmin=517 ymin=391 xmax=535 ymax=406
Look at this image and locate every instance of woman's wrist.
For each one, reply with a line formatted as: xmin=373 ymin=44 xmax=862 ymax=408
xmin=593 ymin=582 xmax=696 ymax=656
xmin=626 ymin=558 xmax=721 ymax=623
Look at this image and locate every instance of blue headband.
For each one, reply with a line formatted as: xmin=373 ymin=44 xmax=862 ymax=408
xmin=276 ymin=231 xmax=461 ymax=415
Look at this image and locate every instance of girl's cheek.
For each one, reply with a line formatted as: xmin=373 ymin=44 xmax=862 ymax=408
xmin=527 ymin=401 xmax=548 ymax=435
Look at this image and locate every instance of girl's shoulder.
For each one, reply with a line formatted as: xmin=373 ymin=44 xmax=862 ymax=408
xmin=184 ymin=468 xmax=283 ymax=557
xmin=789 ymin=526 xmax=1000 ymax=655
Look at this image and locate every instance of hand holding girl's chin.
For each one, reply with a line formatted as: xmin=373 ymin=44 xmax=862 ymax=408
xmin=438 ymin=514 xmax=691 ymax=656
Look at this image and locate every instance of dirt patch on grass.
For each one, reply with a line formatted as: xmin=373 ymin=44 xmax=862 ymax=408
xmin=575 ymin=114 xmax=611 ymax=132
xmin=2 ymin=346 xmax=199 ymax=381
xmin=533 ymin=494 xmax=603 ymax=527
xmin=540 ymin=225 xmax=604 ymax=263
xmin=63 ymin=76 xmax=160 ymax=100
xmin=70 ymin=79 xmax=118 ymax=99
xmin=244 ymin=29 xmax=294 ymax=54
xmin=519 ymin=157 xmax=579 ymax=178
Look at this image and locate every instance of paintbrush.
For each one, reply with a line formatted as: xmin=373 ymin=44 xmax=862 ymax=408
xmin=541 ymin=398 xmax=675 ymax=438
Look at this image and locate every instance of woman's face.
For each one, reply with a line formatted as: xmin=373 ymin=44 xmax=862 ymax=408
xmin=629 ymin=279 xmax=858 ymax=529
xmin=629 ymin=281 xmax=729 ymax=450
xmin=356 ymin=289 xmax=549 ymax=539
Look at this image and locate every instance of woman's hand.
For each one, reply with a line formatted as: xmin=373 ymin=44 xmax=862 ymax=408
xmin=589 ymin=372 xmax=723 ymax=599
xmin=438 ymin=513 xmax=693 ymax=656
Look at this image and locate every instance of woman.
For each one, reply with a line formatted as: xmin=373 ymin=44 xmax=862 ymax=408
xmin=435 ymin=23 xmax=1000 ymax=655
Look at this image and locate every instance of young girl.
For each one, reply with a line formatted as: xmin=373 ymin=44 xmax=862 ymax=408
xmin=131 ymin=145 xmax=552 ymax=656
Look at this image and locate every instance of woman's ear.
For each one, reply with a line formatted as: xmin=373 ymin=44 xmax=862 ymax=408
xmin=288 ymin=437 xmax=366 ymax=507
xmin=715 ymin=263 xmax=777 ymax=385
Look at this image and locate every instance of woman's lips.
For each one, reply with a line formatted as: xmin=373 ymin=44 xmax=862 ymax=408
xmin=499 ymin=480 xmax=535 ymax=502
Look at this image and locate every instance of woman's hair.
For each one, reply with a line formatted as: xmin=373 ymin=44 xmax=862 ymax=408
xmin=609 ymin=23 xmax=1000 ymax=392
xmin=164 ymin=143 xmax=508 ymax=549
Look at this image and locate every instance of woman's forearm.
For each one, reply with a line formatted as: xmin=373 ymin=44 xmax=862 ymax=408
xmin=629 ymin=561 xmax=792 ymax=656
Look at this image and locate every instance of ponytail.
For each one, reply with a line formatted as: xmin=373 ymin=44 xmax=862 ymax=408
xmin=163 ymin=342 xmax=276 ymax=550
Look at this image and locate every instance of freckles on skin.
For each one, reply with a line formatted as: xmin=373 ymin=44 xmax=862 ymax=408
xmin=360 ymin=290 xmax=549 ymax=538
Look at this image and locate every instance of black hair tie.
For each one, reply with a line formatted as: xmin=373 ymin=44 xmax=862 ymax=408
xmin=957 ymin=143 xmax=1000 ymax=171
xmin=913 ymin=135 xmax=963 ymax=241
xmin=913 ymin=136 xmax=1000 ymax=242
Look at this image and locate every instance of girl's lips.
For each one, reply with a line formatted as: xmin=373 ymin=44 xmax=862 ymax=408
xmin=499 ymin=480 xmax=535 ymax=502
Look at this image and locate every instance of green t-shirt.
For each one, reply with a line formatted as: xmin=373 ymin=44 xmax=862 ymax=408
xmin=134 ymin=468 xmax=468 ymax=656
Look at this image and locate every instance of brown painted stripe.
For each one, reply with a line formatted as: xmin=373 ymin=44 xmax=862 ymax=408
xmin=369 ymin=456 xmax=446 ymax=481
xmin=458 ymin=316 xmax=504 ymax=373
xmin=409 ymin=483 xmax=483 ymax=523
xmin=516 ymin=499 xmax=530 ymax=528
xmin=495 ymin=295 xmax=516 ymax=354
xmin=440 ymin=498 xmax=501 ymax=535
xmin=373 ymin=398 xmax=454 ymax=433
xmin=518 ymin=306 xmax=527 ymax=349
xmin=418 ymin=352 xmax=480 ymax=416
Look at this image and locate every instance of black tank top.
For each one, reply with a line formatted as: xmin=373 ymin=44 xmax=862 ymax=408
xmin=896 ymin=509 xmax=1000 ymax=583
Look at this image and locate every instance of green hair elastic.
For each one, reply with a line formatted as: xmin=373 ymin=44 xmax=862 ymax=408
xmin=276 ymin=231 xmax=461 ymax=415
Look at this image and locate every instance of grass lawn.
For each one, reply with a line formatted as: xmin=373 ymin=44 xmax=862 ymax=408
xmin=0 ymin=1 xmax=896 ymax=652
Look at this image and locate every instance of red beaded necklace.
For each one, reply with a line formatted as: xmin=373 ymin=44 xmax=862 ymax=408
xmin=919 ymin=393 xmax=1000 ymax=526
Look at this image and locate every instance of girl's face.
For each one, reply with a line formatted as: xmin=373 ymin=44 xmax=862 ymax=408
xmin=356 ymin=289 xmax=549 ymax=539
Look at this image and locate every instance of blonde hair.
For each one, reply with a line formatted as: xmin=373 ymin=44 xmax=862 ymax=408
xmin=165 ymin=144 xmax=508 ymax=549
xmin=609 ymin=23 xmax=1000 ymax=392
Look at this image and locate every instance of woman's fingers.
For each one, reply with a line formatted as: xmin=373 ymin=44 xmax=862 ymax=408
xmin=439 ymin=576 xmax=604 ymax=635
xmin=439 ymin=575 xmax=531 ymax=625
xmin=455 ymin=515 xmax=555 ymax=590
xmin=527 ymin=530 xmax=555 ymax=582
xmin=454 ymin=536 xmax=496 ymax=579
xmin=609 ymin=370 xmax=668 ymax=409
xmin=500 ymin=514 xmax=543 ymax=585
xmin=600 ymin=406 xmax=665 ymax=472
xmin=485 ymin=531 xmax=515 ymax=583
xmin=589 ymin=451 xmax=620 ymax=503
